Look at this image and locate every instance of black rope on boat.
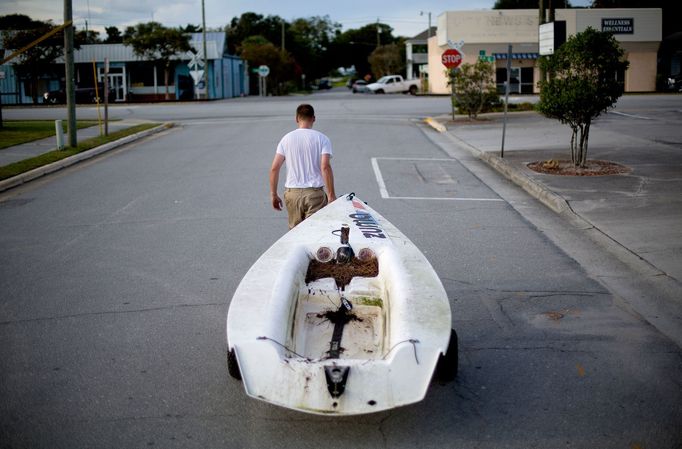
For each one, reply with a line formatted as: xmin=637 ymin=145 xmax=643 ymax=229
xmin=257 ymin=336 xmax=312 ymax=361
xmin=382 ymin=339 xmax=420 ymax=365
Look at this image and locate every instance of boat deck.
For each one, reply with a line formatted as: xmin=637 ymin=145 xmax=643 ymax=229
xmin=289 ymin=277 xmax=387 ymax=361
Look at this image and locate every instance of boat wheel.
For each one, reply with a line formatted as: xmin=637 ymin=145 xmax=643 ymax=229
xmin=436 ymin=329 xmax=458 ymax=382
xmin=227 ymin=348 xmax=242 ymax=381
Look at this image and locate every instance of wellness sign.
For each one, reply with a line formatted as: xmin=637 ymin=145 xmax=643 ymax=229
xmin=602 ymin=18 xmax=633 ymax=34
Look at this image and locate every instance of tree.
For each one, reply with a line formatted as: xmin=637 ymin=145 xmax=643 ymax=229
xmin=368 ymin=44 xmax=404 ymax=78
xmin=537 ymin=27 xmax=629 ymax=167
xmin=104 ymin=26 xmax=123 ymax=43
xmin=1 ymin=17 xmax=66 ymax=104
xmin=0 ymin=13 xmax=43 ymax=30
xmin=448 ymin=60 xmax=498 ymax=119
xmin=226 ymin=12 xmax=285 ymax=55
xmin=181 ymin=24 xmax=201 ymax=33
xmin=123 ymin=22 xmax=192 ymax=100
xmin=239 ymin=35 xmax=294 ymax=95
xmin=76 ymin=29 xmax=100 ymax=44
xmin=287 ymin=16 xmax=340 ymax=80
xmin=226 ymin=13 xmax=340 ymax=84
xmin=331 ymin=23 xmax=398 ymax=80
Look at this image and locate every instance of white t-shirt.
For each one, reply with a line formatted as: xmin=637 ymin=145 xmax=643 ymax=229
xmin=276 ymin=128 xmax=333 ymax=188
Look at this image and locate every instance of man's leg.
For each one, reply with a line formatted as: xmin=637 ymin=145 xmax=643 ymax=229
xmin=302 ymin=188 xmax=328 ymax=219
xmin=284 ymin=189 xmax=306 ymax=229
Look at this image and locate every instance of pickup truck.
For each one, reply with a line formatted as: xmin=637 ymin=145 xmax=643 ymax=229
xmin=367 ymin=75 xmax=420 ymax=95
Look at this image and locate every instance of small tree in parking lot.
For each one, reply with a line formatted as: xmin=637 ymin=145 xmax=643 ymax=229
xmin=447 ymin=59 xmax=499 ymax=120
xmin=537 ymin=27 xmax=629 ymax=167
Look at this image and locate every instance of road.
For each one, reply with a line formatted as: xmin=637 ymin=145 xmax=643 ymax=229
xmin=1 ymin=91 xmax=680 ymax=448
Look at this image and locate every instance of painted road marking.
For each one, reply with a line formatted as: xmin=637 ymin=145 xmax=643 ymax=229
xmin=610 ymin=111 xmax=654 ymax=120
xmin=371 ymin=157 xmax=505 ymax=201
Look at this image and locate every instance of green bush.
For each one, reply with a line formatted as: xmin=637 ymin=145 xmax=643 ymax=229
xmin=447 ymin=59 xmax=498 ymax=119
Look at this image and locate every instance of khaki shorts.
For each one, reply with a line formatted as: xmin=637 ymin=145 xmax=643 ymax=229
xmin=284 ymin=187 xmax=328 ymax=229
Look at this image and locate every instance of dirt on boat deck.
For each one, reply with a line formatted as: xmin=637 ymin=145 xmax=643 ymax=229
xmin=305 ymin=258 xmax=379 ymax=289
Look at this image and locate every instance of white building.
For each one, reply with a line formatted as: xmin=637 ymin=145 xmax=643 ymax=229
xmin=428 ymin=8 xmax=662 ymax=94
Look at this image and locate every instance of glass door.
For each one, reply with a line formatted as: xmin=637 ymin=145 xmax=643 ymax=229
xmin=98 ymin=66 xmax=127 ymax=101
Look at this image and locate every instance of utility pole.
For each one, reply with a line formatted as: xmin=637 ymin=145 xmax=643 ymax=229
xmin=539 ymin=0 xmax=547 ymax=84
xmin=281 ymin=20 xmax=285 ymax=51
xmin=64 ymin=0 xmax=76 ymax=147
xmin=376 ymin=19 xmax=381 ymax=47
xmin=201 ymin=0 xmax=208 ymax=100
xmin=421 ymin=11 xmax=432 ymax=39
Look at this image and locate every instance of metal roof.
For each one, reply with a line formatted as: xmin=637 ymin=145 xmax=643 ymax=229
xmin=406 ymin=27 xmax=438 ymax=44
xmin=2 ymin=31 xmax=228 ymax=64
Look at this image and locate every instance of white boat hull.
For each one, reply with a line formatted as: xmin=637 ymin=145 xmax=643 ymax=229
xmin=226 ymin=194 xmax=454 ymax=415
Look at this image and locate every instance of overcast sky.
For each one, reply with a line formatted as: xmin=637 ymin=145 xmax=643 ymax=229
xmin=1 ymin=0 xmax=592 ymax=39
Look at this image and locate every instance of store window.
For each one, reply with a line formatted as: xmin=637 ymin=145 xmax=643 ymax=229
xmin=496 ymin=67 xmax=534 ymax=94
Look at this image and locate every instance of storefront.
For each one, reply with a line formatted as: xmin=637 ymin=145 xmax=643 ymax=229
xmin=0 ymin=31 xmax=248 ymax=104
xmin=428 ymin=8 xmax=662 ymax=94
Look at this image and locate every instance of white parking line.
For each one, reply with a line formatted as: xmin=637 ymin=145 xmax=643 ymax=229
xmin=371 ymin=157 xmax=505 ymax=201
xmin=610 ymin=111 xmax=654 ymax=120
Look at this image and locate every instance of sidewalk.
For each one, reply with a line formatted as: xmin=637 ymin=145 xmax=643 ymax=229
xmin=0 ymin=119 xmax=149 ymax=167
xmin=429 ymin=111 xmax=682 ymax=344
xmin=0 ymin=119 xmax=171 ymax=193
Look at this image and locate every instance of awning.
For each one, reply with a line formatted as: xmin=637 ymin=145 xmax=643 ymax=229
xmin=493 ymin=53 xmax=539 ymax=60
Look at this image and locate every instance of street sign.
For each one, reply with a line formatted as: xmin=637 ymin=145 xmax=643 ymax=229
xmin=189 ymin=69 xmax=204 ymax=85
xmin=258 ymin=65 xmax=270 ymax=77
xmin=442 ymin=48 xmax=463 ymax=69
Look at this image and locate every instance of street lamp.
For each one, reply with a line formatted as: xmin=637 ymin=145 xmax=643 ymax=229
xmin=420 ymin=11 xmax=432 ymax=39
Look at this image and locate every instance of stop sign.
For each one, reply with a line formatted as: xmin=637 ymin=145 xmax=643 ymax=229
xmin=442 ymin=49 xmax=463 ymax=69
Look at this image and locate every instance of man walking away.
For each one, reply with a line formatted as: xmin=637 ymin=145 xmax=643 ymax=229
xmin=270 ymin=104 xmax=337 ymax=229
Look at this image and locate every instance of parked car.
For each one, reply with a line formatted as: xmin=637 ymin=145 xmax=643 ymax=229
xmin=43 ymin=84 xmax=115 ymax=104
xmin=351 ymin=79 xmax=369 ymax=93
xmin=367 ymin=75 xmax=419 ymax=95
xmin=317 ymin=78 xmax=332 ymax=89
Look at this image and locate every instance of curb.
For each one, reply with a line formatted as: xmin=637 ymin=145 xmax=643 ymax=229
xmin=423 ymin=116 xmax=670 ymax=279
xmin=0 ymin=122 xmax=174 ymax=193
xmin=423 ymin=117 xmax=447 ymax=133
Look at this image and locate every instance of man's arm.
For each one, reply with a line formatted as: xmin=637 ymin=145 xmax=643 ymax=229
xmin=321 ymin=153 xmax=336 ymax=203
xmin=270 ymin=153 xmax=285 ymax=211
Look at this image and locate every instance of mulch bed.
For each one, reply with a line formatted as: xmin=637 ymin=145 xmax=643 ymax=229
xmin=306 ymin=258 xmax=379 ymax=289
xmin=527 ymin=159 xmax=630 ymax=176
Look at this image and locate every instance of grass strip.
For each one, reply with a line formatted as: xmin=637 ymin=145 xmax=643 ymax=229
xmin=0 ymin=123 xmax=159 ymax=181
xmin=0 ymin=120 xmax=104 ymax=149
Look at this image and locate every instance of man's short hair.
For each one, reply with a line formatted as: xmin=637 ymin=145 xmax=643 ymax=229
xmin=296 ymin=104 xmax=315 ymax=120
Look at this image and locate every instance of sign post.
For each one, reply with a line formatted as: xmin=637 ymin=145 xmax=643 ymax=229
xmin=104 ymin=57 xmax=109 ymax=136
xmin=442 ymin=42 xmax=464 ymax=121
xmin=187 ymin=50 xmax=206 ymax=99
xmin=501 ymin=44 xmax=512 ymax=158
xmin=258 ymin=65 xmax=270 ymax=97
